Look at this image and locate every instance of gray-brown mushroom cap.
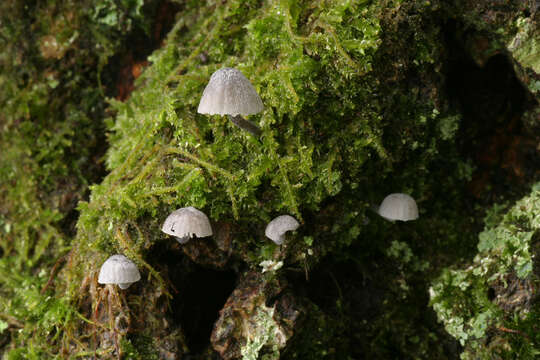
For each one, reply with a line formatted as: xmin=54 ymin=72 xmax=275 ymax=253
xmin=265 ymin=215 xmax=300 ymax=245
xmin=98 ymin=255 xmax=141 ymax=289
xmin=197 ymin=67 xmax=264 ymax=116
xmin=161 ymin=206 xmax=213 ymax=243
xmin=378 ymin=193 xmax=419 ymax=221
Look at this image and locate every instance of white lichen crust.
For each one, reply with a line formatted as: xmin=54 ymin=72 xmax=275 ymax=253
xmin=265 ymin=215 xmax=300 ymax=245
xmin=161 ymin=206 xmax=213 ymax=243
xmin=259 ymin=260 xmax=284 ymax=273
xmin=378 ymin=193 xmax=419 ymax=221
xmin=98 ymin=255 xmax=141 ymax=289
xmin=197 ymin=67 xmax=264 ymax=116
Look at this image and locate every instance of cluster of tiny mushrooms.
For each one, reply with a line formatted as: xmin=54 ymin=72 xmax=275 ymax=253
xmin=97 ymin=68 xmax=420 ymax=289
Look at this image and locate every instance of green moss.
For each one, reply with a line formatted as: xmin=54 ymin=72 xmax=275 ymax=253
xmin=120 ymin=334 xmax=160 ymax=360
xmin=69 ymin=0 xmax=515 ymax=357
xmin=1 ymin=0 xmax=537 ymax=358
xmin=75 ymin=0 xmax=388 ymax=262
xmin=431 ymin=183 xmax=540 ymax=358
xmin=0 ymin=0 xmax=155 ymax=356
xmin=508 ymin=17 xmax=540 ymax=73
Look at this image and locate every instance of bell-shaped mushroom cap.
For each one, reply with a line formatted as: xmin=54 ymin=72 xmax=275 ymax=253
xmin=161 ymin=206 xmax=213 ymax=243
xmin=265 ymin=215 xmax=300 ymax=245
xmin=197 ymin=67 xmax=263 ymax=116
xmin=378 ymin=193 xmax=419 ymax=221
xmin=98 ymin=255 xmax=141 ymax=289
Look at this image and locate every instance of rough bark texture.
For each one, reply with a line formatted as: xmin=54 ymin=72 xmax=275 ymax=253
xmin=0 ymin=0 xmax=538 ymax=359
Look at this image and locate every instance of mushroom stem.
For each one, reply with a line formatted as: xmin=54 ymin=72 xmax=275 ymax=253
xmin=175 ymin=236 xmax=191 ymax=244
xmin=228 ymin=115 xmax=262 ymax=137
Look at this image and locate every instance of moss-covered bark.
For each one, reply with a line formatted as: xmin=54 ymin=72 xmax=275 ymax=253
xmin=431 ymin=183 xmax=540 ymax=359
xmin=0 ymin=0 xmax=538 ymax=359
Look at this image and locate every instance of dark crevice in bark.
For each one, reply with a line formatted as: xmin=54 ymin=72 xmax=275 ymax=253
xmin=443 ymin=19 xmax=539 ymax=205
xmin=173 ymin=264 xmax=236 ymax=354
xmin=148 ymin=241 xmax=237 ymax=356
xmin=104 ymin=0 xmax=182 ymax=100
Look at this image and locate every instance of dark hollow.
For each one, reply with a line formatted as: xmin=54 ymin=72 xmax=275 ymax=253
xmin=443 ymin=19 xmax=538 ymax=203
xmin=172 ymin=263 xmax=236 ymax=353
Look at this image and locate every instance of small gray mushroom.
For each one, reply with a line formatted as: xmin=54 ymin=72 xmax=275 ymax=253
xmin=98 ymin=255 xmax=141 ymax=289
xmin=161 ymin=206 xmax=213 ymax=243
xmin=197 ymin=67 xmax=263 ymax=137
xmin=377 ymin=193 xmax=419 ymax=222
xmin=265 ymin=215 xmax=300 ymax=245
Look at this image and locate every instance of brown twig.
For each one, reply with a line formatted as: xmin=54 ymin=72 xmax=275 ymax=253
xmin=0 ymin=313 xmax=23 ymax=328
xmin=496 ymin=326 xmax=530 ymax=340
xmin=41 ymin=251 xmax=70 ymax=294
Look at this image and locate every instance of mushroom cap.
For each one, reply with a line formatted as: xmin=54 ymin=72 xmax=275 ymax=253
xmin=378 ymin=193 xmax=419 ymax=221
xmin=98 ymin=255 xmax=141 ymax=287
xmin=197 ymin=67 xmax=263 ymax=116
xmin=265 ymin=215 xmax=300 ymax=245
xmin=161 ymin=206 xmax=213 ymax=242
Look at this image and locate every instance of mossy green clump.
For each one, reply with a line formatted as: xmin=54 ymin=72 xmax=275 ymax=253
xmin=0 ymin=0 xmax=153 ymax=356
xmin=75 ymin=0 xmax=388 ymax=265
xmin=0 ymin=0 xmax=538 ymax=358
xmin=67 ymin=0 xmax=454 ymax=355
xmin=75 ymin=0 xmax=466 ymax=266
xmin=508 ymin=17 xmax=540 ymax=73
xmin=71 ymin=1 xmax=491 ymax=357
xmin=430 ymin=182 xmax=540 ymax=359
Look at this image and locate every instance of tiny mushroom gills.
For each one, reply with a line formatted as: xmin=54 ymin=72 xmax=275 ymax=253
xmin=265 ymin=215 xmax=300 ymax=245
xmin=197 ymin=67 xmax=263 ymax=137
xmin=98 ymin=255 xmax=141 ymax=289
xmin=377 ymin=193 xmax=419 ymax=222
xmin=161 ymin=206 xmax=213 ymax=244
